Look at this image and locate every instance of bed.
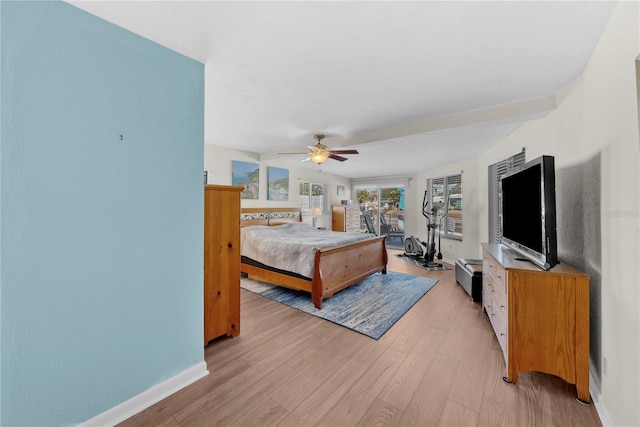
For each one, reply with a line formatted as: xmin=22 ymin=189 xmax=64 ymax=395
xmin=240 ymin=207 xmax=388 ymax=309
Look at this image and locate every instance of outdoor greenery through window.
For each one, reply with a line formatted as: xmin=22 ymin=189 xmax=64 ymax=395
xmin=355 ymin=187 xmax=405 ymax=236
xmin=428 ymin=174 xmax=462 ymax=239
xmin=299 ymin=180 xmax=328 ymax=215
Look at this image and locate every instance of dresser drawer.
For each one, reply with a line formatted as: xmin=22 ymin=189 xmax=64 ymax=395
xmin=332 ymin=205 xmax=360 ymax=232
xmin=487 ymin=256 xmax=502 ymax=280
xmin=484 ymin=288 xmax=507 ymax=360
xmin=482 ymin=280 xmax=493 ymax=315
xmin=491 ymin=301 xmax=508 ymax=358
xmin=482 ymin=254 xmax=492 ymax=278
xmin=492 ymin=263 xmax=507 ymax=295
xmin=489 ymin=279 xmax=507 ymax=314
xmin=483 ymin=248 xmax=508 ymax=362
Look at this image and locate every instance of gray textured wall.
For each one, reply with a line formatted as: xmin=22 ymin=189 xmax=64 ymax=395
xmin=556 ymin=154 xmax=602 ymax=380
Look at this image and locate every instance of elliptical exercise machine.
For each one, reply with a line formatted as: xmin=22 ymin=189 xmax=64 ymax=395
xmin=403 ymin=190 xmax=449 ymax=268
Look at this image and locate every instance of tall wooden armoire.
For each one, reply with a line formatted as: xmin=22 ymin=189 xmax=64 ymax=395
xmin=204 ymin=185 xmax=243 ymax=344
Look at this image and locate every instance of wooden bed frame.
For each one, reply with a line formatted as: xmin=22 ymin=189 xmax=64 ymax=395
xmin=240 ymin=207 xmax=388 ymax=309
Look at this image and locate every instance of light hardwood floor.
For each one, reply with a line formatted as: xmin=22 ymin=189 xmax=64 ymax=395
xmin=120 ymin=249 xmax=602 ymax=426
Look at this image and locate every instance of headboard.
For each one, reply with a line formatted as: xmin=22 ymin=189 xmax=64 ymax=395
xmin=240 ymin=207 xmax=302 ymax=227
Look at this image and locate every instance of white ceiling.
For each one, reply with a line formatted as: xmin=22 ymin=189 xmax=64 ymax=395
xmin=68 ymin=1 xmax=615 ymax=178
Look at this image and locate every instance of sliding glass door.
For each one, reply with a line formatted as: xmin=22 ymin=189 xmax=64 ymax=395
xmin=355 ymin=186 xmax=405 ymax=247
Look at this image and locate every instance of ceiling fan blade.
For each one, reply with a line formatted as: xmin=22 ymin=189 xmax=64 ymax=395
xmin=300 ymin=157 xmax=312 ymax=162
xmin=328 ymin=154 xmax=348 ymax=162
xmin=329 ymin=149 xmax=359 ymax=155
xmin=278 ymin=152 xmax=309 ymax=155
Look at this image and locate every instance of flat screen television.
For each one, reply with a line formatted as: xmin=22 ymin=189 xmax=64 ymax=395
xmin=501 ymin=155 xmax=558 ymax=270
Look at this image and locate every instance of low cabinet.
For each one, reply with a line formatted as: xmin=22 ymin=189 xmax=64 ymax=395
xmin=482 ymin=243 xmax=590 ymax=403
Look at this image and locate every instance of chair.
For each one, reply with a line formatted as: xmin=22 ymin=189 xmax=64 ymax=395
xmin=380 ymin=213 xmax=405 ymax=242
xmin=363 ymin=212 xmax=377 ymax=234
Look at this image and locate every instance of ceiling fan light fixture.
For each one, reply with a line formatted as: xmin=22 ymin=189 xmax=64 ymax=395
xmin=310 ymin=151 xmax=329 ymax=164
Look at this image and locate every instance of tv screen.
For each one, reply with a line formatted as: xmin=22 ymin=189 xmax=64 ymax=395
xmin=501 ymin=155 xmax=557 ymax=270
xmin=502 ymin=164 xmax=543 ymax=253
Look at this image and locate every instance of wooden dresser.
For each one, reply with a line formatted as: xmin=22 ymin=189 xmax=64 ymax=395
xmin=332 ymin=205 xmax=360 ymax=233
xmin=204 ymin=185 xmax=243 ymax=344
xmin=482 ymin=243 xmax=590 ymax=403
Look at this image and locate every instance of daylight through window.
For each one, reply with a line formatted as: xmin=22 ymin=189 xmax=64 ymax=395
xmin=299 ymin=180 xmax=328 ymax=215
xmin=427 ymin=173 xmax=462 ymax=239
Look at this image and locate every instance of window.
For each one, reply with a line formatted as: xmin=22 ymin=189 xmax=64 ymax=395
xmin=488 ymin=148 xmax=526 ymax=243
xmin=427 ymin=173 xmax=462 ymax=239
xmin=352 ymin=178 xmax=409 ymax=240
xmin=355 ymin=187 xmax=405 ymax=239
xmin=299 ymin=180 xmax=329 ymax=215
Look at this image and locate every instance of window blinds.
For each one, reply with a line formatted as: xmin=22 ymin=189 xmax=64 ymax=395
xmin=488 ymin=149 xmax=526 ymax=243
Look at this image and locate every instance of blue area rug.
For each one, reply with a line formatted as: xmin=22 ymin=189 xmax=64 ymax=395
xmin=241 ymin=271 xmax=438 ymax=339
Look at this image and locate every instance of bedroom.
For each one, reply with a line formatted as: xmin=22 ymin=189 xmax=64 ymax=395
xmin=1 ymin=1 xmax=638 ymax=426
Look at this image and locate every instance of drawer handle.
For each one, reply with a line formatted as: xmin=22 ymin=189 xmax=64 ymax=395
xmin=500 ymin=333 xmax=505 ymax=337
xmin=497 ymin=275 xmax=502 ymax=279
xmin=500 ymin=305 xmax=505 ymax=309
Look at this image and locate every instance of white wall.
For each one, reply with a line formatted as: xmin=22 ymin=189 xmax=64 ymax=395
xmin=476 ymin=3 xmax=638 ymax=425
xmin=204 ymin=144 xmax=351 ymax=229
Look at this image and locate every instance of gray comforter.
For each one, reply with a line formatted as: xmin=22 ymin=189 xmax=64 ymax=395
xmin=240 ymin=222 xmax=376 ymax=278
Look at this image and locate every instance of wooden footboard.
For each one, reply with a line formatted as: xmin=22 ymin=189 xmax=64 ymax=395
xmin=311 ymin=235 xmax=387 ymax=308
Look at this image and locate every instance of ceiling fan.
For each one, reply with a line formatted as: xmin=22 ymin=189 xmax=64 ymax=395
xmin=279 ymin=135 xmax=359 ymax=164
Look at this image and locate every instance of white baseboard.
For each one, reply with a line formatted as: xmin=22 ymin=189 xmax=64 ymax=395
xmin=79 ymin=361 xmax=209 ymax=427
xmin=590 ymin=370 xmax=614 ymax=427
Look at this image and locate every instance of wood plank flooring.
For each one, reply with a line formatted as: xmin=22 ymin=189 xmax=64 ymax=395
xmin=120 ymin=249 xmax=602 ymax=426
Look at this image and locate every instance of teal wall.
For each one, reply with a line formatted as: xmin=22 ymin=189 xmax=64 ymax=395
xmin=0 ymin=1 xmax=3 ymax=424
xmin=1 ymin=2 xmax=205 ymax=425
